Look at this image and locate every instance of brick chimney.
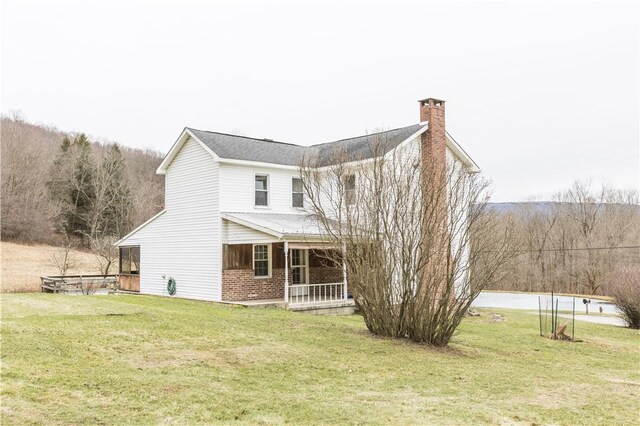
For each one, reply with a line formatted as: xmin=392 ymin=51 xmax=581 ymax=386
xmin=419 ymin=98 xmax=447 ymax=169
xmin=418 ymin=97 xmax=449 ymax=301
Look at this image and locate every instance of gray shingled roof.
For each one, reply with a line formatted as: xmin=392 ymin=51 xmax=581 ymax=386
xmin=187 ymin=123 xmax=426 ymax=167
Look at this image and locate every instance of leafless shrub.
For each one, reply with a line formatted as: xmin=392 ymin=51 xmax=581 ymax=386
xmin=50 ymin=240 xmax=77 ymax=276
xmin=607 ymin=267 xmax=640 ymax=329
xmin=80 ymin=279 xmax=100 ymax=295
xmin=300 ymin=131 xmax=516 ymax=346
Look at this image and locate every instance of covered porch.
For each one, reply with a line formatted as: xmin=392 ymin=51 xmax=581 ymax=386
xmin=283 ymin=240 xmax=349 ymax=308
xmin=220 ymin=212 xmax=352 ymax=311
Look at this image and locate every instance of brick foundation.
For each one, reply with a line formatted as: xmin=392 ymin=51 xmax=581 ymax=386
xmin=221 ymin=266 xmax=343 ymax=302
xmin=222 ymin=268 xmax=285 ymax=301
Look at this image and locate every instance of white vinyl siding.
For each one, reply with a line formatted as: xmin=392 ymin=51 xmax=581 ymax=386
xmin=117 ymin=137 xmax=221 ymax=301
xmin=221 ymin=219 xmax=279 ymax=244
xmin=446 ymin=145 xmax=471 ymax=297
xmin=219 ymin=163 xmax=307 ymax=214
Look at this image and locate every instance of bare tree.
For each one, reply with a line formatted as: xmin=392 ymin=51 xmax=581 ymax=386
xmin=1 ymin=113 xmax=61 ymax=242
xmin=557 ymin=182 xmax=609 ymax=294
xmin=300 ymin=132 xmax=515 ymax=346
xmin=85 ymin=144 xmax=133 ymax=237
xmin=50 ymin=240 xmax=77 ymax=276
xmin=90 ymin=235 xmax=119 ymax=275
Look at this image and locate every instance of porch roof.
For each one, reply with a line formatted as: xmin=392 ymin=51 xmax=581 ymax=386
xmin=221 ymin=212 xmax=331 ymax=241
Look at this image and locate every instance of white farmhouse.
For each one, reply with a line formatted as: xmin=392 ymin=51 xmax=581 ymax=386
xmin=115 ymin=98 xmax=478 ymax=311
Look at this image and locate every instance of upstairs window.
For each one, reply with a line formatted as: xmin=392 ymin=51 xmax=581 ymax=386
xmin=253 ymin=244 xmax=271 ymax=278
xmin=292 ymin=177 xmax=304 ymax=208
xmin=255 ymin=174 xmax=269 ymax=206
xmin=344 ymin=174 xmax=356 ymax=205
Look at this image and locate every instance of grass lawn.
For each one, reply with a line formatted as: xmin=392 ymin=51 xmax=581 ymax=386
xmin=1 ymin=294 xmax=639 ymax=425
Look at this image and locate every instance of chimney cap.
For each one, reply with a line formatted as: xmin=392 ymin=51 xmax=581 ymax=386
xmin=418 ymin=97 xmax=446 ymax=106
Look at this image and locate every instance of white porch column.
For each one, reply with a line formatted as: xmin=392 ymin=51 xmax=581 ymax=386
xmin=284 ymin=240 xmax=289 ymax=303
xmin=342 ymin=242 xmax=348 ymax=301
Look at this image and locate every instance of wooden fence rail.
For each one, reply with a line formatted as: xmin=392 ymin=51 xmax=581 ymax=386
xmin=40 ymin=275 xmax=118 ymax=294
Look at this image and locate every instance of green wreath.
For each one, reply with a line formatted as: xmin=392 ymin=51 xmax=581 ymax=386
xmin=167 ymin=277 xmax=176 ymax=296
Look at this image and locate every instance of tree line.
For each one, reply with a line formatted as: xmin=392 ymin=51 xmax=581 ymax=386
xmin=1 ymin=113 xmax=165 ymax=272
xmin=486 ymin=182 xmax=640 ymax=297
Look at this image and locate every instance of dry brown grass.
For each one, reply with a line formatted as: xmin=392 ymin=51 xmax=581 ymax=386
xmin=0 ymin=241 xmax=111 ymax=292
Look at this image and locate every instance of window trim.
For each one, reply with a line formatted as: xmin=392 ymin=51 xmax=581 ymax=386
xmin=119 ymin=246 xmax=140 ymax=275
xmin=344 ymin=173 xmax=356 ymax=206
xmin=254 ymin=174 xmax=270 ymax=207
xmin=292 ymin=177 xmax=304 ymax=209
xmin=252 ymin=243 xmax=272 ymax=279
xmin=289 ymin=248 xmax=309 ymax=285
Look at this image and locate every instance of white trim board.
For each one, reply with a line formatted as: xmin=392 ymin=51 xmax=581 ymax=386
xmin=156 ymin=128 xmax=220 ymax=175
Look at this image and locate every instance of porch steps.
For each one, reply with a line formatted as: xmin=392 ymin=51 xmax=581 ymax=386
xmin=224 ymin=299 xmax=287 ymax=309
xmin=287 ymin=300 xmax=355 ymax=315
xmin=224 ymin=299 xmax=356 ymax=315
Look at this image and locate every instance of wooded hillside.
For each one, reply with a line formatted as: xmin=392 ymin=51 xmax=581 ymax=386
xmin=485 ymin=185 xmax=640 ymax=296
xmin=1 ymin=114 xmax=165 ymax=246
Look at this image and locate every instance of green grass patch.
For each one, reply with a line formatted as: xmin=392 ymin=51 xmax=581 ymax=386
xmin=2 ymin=294 xmax=639 ymax=425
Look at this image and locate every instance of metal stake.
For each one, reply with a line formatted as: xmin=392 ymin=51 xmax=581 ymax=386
xmin=538 ymin=296 xmax=543 ymax=337
xmin=572 ymin=297 xmax=576 ymax=341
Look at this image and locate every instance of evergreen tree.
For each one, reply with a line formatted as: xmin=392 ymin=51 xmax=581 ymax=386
xmin=68 ymin=134 xmax=96 ymax=238
xmin=48 ymin=134 xmax=96 ymax=242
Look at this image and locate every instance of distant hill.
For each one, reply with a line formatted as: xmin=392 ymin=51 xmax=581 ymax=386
xmin=487 ymin=202 xmax=557 ymax=214
xmin=487 ymin=202 xmax=640 ymax=214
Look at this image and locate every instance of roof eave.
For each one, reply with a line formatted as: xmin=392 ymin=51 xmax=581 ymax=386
xmin=156 ymin=128 xmax=220 ymax=175
xmin=114 ymin=209 xmax=167 ymax=246
xmin=282 ymin=233 xmax=328 ymax=242
xmin=221 ymin=213 xmax=284 ymax=238
xmin=314 ymin=124 xmax=430 ymax=171
xmin=445 ymin=131 xmax=481 ymax=173
xmin=218 ymin=158 xmax=299 ymax=170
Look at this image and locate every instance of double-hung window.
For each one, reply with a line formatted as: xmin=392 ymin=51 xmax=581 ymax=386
xmin=292 ymin=177 xmax=304 ymax=208
xmin=344 ymin=174 xmax=356 ymax=206
xmin=253 ymin=244 xmax=271 ymax=278
xmin=255 ymin=174 xmax=269 ymax=207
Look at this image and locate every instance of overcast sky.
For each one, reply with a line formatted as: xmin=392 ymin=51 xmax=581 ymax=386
xmin=2 ymin=0 xmax=638 ymax=201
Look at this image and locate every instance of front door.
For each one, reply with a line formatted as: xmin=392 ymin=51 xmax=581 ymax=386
xmin=290 ymin=249 xmax=308 ymax=297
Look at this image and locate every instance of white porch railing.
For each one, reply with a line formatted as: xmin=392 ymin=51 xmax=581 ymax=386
xmin=288 ymin=282 xmax=345 ymax=305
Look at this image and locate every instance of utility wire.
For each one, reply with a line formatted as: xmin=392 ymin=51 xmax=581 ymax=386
xmin=513 ymin=245 xmax=640 ymax=254
xmin=481 ymin=245 xmax=640 ymax=254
